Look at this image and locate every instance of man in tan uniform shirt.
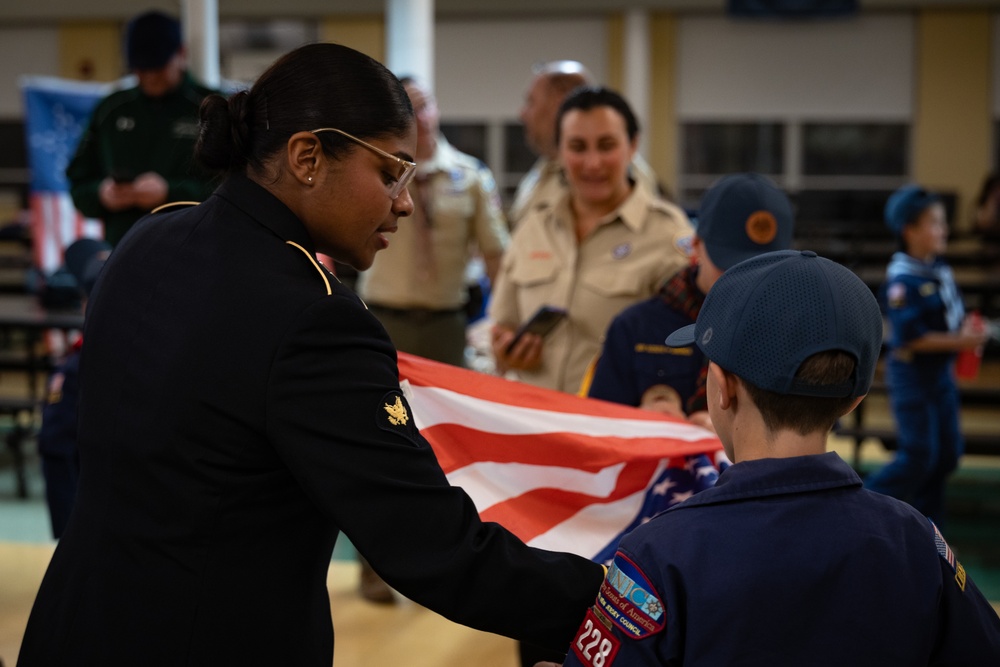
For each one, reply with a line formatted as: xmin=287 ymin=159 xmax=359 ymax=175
xmin=357 ymin=78 xmax=510 ymax=368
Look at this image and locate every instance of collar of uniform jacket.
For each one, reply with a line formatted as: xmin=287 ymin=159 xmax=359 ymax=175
xmin=665 ymin=451 xmax=862 ymax=510
xmin=214 ymin=173 xmax=315 ymax=253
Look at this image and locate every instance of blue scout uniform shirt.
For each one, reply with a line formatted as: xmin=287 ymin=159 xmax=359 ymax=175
xmin=883 ymin=251 xmax=963 ymax=374
xmin=38 ymin=348 xmax=82 ymax=459
xmin=564 ymin=452 xmax=1000 ymax=667
xmin=587 ymin=295 xmax=703 ymax=409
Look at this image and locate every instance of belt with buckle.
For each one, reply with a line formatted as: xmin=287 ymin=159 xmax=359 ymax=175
xmin=369 ymin=303 xmax=466 ymax=321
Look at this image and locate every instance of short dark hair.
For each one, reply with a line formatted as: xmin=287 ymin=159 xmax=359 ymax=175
xmin=125 ymin=11 xmax=182 ymax=70
xmin=196 ymin=43 xmax=413 ymax=176
xmin=742 ymin=350 xmax=860 ymax=435
xmin=554 ymin=86 xmax=639 ymax=146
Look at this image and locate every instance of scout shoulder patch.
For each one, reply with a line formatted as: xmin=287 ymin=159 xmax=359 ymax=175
xmin=376 ymin=390 xmax=421 ymax=445
xmin=887 ymin=282 xmax=906 ymax=309
xmin=571 ymin=606 xmax=622 ymax=667
xmin=596 ymin=552 xmax=666 ymax=640
xmin=674 ymin=232 xmax=693 ymax=257
xmin=930 ymin=519 xmax=967 ymax=592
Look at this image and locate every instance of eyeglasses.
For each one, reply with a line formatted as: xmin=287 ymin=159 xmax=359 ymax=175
xmin=311 ymin=127 xmax=417 ymax=199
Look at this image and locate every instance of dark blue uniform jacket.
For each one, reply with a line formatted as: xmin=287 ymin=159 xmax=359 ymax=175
xmin=588 ymin=296 xmax=704 ymax=408
xmin=564 ymin=452 xmax=1000 ymax=666
xmin=18 ymin=174 xmax=603 ymax=666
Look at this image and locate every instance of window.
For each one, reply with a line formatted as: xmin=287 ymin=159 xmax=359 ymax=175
xmin=682 ymin=122 xmax=784 ymax=176
xmin=679 ymin=120 xmax=910 ymax=216
xmin=679 ymin=122 xmax=784 ymax=209
xmin=440 ymin=123 xmax=487 ymax=163
xmin=803 ymin=123 xmax=907 ymax=176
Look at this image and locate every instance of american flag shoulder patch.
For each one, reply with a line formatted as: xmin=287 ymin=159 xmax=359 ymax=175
xmin=930 ymin=519 xmax=967 ymax=592
xmin=930 ymin=520 xmax=955 ymax=571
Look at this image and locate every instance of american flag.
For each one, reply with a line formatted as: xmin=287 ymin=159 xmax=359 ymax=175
xmin=21 ymin=76 xmax=113 ymax=273
xmin=397 ymin=353 xmax=725 ymax=564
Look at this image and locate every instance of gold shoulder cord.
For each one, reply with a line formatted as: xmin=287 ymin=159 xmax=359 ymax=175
xmin=151 ymin=201 xmax=201 ymax=214
xmin=285 ymin=241 xmax=332 ymax=295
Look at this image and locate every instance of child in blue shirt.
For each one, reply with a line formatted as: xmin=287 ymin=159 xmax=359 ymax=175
xmin=864 ymin=184 xmax=988 ymax=524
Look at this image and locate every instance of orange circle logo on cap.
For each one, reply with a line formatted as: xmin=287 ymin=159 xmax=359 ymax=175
xmin=746 ymin=211 xmax=778 ymax=245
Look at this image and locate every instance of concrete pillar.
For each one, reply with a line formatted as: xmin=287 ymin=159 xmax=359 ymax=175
xmin=623 ymin=8 xmax=651 ymax=158
xmin=182 ymin=0 xmax=220 ymax=89
xmin=385 ymin=0 xmax=434 ymax=88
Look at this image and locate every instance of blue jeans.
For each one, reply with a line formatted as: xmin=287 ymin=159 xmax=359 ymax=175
xmin=864 ymin=359 xmax=963 ymax=525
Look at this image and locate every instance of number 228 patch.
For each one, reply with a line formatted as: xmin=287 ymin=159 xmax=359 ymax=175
xmin=572 ymin=607 xmax=621 ymax=667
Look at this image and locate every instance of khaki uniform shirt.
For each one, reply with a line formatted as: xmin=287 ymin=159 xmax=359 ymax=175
xmin=358 ymin=137 xmax=509 ymax=310
xmin=508 ymin=153 xmax=661 ymax=226
xmin=489 ymin=182 xmax=692 ymax=393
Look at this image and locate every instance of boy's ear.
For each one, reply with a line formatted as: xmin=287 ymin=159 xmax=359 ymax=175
xmin=709 ymin=362 xmax=736 ymax=411
xmin=842 ymin=394 xmax=866 ymax=418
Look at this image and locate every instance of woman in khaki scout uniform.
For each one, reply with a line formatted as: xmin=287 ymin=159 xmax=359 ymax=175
xmin=18 ymin=43 xmax=603 ymax=667
xmin=490 ymin=86 xmax=692 ymax=394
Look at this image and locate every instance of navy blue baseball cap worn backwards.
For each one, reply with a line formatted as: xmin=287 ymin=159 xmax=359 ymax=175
xmin=695 ymin=173 xmax=794 ymax=271
xmin=665 ymin=250 xmax=883 ymax=397
xmin=884 ymin=184 xmax=942 ymax=236
xmin=126 ymin=11 xmax=182 ymax=70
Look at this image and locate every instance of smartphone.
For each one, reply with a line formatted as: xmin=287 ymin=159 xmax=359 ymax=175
xmin=506 ymin=305 xmax=567 ymax=354
xmin=110 ymin=168 xmax=135 ymax=184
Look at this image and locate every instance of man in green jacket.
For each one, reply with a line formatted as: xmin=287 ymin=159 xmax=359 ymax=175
xmin=66 ymin=10 xmax=217 ymax=245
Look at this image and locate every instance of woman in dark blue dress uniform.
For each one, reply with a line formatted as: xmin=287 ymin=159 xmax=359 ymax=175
xmin=18 ymin=43 xmax=602 ymax=667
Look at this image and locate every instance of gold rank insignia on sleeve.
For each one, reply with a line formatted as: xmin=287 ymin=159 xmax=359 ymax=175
xmin=384 ymin=395 xmax=408 ymax=426
xmin=955 ymin=563 xmax=967 ymax=592
xmin=376 ymin=390 xmax=422 ymax=446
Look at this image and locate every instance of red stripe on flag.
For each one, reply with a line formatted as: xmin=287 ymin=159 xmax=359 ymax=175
xmin=424 ymin=424 xmax=718 ymax=474
xmin=477 ymin=458 xmax=677 ymax=542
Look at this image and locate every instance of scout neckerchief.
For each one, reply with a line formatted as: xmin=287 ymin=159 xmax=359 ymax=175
xmin=886 ymin=251 xmax=964 ymax=332
xmin=659 ymin=264 xmax=708 ymax=414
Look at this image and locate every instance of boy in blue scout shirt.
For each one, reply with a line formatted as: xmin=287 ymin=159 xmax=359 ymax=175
xmin=38 ymin=239 xmax=110 ymax=538
xmin=561 ymin=250 xmax=1000 ymax=667
xmin=864 ymin=185 xmax=989 ymax=525
xmin=585 ymin=173 xmax=793 ymax=432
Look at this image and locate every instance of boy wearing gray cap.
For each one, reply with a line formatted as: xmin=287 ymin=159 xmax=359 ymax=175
xmin=66 ymin=10 xmax=216 ymax=246
xmin=585 ymin=173 xmax=792 ymax=431
xmin=562 ymin=250 xmax=1000 ymax=667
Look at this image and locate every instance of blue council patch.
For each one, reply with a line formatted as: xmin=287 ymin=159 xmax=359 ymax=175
xmin=596 ymin=552 xmax=666 ymax=640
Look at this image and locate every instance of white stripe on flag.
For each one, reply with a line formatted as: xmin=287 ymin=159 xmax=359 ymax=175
xmin=446 ymin=461 xmax=626 ymax=513
xmin=527 ymin=460 xmax=670 ymax=557
xmin=526 ymin=491 xmax=645 ymax=556
xmin=401 ymin=380 xmax=711 ymax=441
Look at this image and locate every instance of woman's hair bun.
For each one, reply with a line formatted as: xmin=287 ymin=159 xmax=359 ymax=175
xmin=195 ymin=92 xmax=250 ymax=172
